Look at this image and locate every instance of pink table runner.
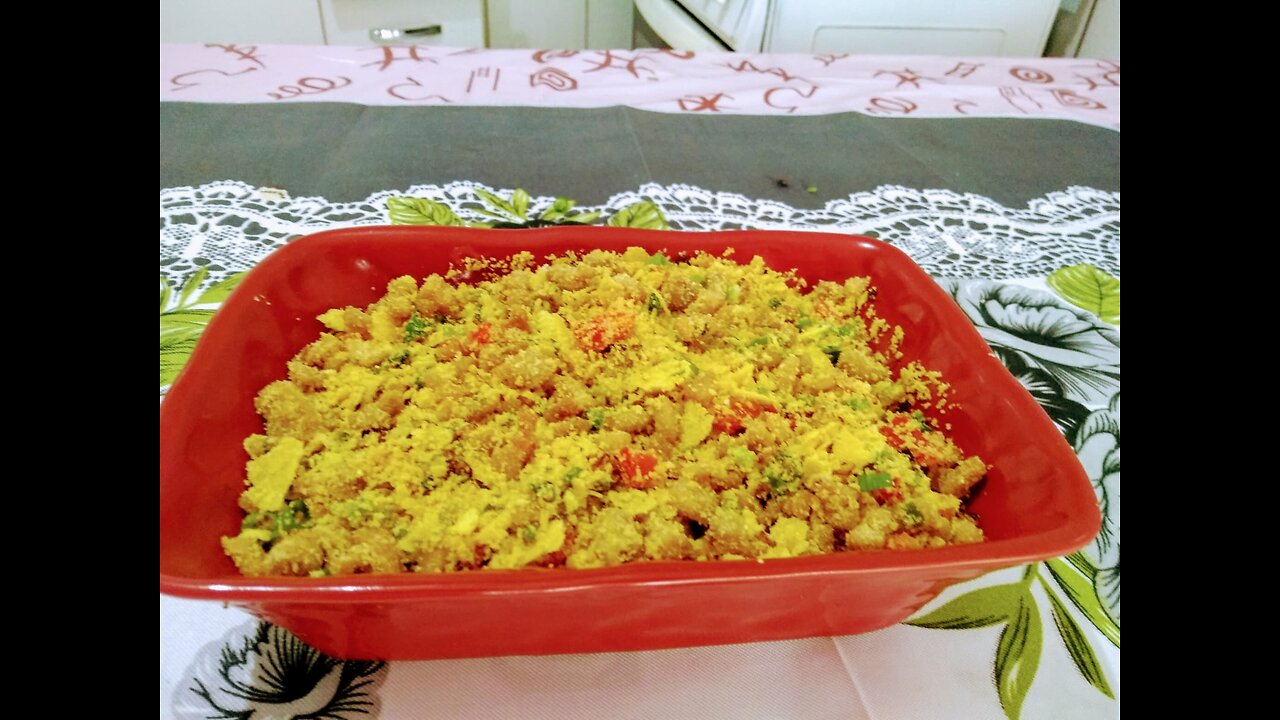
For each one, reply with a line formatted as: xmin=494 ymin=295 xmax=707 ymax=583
xmin=161 ymin=44 xmax=1119 ymax=129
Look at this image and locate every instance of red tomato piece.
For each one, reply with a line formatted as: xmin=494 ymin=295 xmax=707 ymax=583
xmin=712 ymin=399 xmax=776 ymax=435
xmin=615 ymin=447 xmax=659 ymax=489
xmin=879 ymin=426 xmax=904 ymax=450
xmin=573 ymin=311 xmax=635 ymax=352
xmin=872 ymin=477 xmax=904 ymax=505
xmin=712 ymin=415 xmax=744 ymax=435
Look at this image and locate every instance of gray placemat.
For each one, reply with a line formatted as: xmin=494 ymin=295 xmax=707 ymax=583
xmin=160 ymin=104 xmax=1119 ymax=206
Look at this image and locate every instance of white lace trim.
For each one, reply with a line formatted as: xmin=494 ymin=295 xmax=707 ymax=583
xmin=160 ymin=181 xmax=1119 ymax=288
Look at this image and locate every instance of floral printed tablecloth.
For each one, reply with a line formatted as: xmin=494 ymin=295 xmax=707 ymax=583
xmin=161 ymin=46 xmax=1119 ymax=720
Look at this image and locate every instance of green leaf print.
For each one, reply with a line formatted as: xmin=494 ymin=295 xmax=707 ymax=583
xmin=905 ymin=582 xmax=1022 ymax=629
xmin=995 ymin=597 xmax=1042 ymax=720
xmin=161 ymin=334 xmax=201 ymax=387
xmin=510 ymin=188 xmax=531 ymax=221
xmin=531 ymin=195 xmax=600 ymax=224
xmin=160 ymin=271 xmax=246 ymax=387
xmin=907 ymin=562 xmax=1117 ymax=718
xmin=197 ymin=272 xmax=250 ymax=305
xmin=1045 ymin=558 xmax=1120 ymax=648
xmin=1042 ymin=579 xmax=1115 ymax=699
xmin=563 ymin=210 xmax=602 ymax=224
xmin=474 ymin=188 xmax=521 ymax=220
xmin=389 ymin=192 xmax=646 ymax=229
xmin=1047 ymin=264 xmax=1120 ymax=325
xmin=538 ymin=197 xmax=578 ymax=222
xmin=1064 ymin=551 xmax=1096 ymax=580
xmin=177 ymin=266 xmax=208 ymax=308
xmin=387 ymin=197 xmax=466 ymax=226
xmin=607 ymin=200 xmax=671 ymax=230
xmin=534 ymin=197 xmax=593 ymax=222
xmin=159 ymin=277 xmax=172 ymax=313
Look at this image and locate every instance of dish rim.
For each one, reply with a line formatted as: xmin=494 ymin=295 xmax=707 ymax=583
xmin=159 ymin=225 xmax=1101 ymax=602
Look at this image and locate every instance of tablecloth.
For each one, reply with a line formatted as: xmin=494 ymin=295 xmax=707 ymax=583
xmin=160 ymin=44 xmax=1119 ymax=720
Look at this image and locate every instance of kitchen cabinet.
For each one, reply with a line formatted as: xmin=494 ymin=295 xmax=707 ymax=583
xmin=160 ymin=0 xmax=326 ymax=45
xmin=320 ymin=0 xmax=483 ymax=47
xmin=1078 ymin=0 xmax=1119 ymax=59
xmin=162 ymin=0 xmax=631 ymax=49
xmin=487 ymin=0 xmax=633 ymax=50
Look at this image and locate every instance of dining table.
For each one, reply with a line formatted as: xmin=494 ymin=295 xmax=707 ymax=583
xmin=160 ymin=43 xmax=1119 ymax=720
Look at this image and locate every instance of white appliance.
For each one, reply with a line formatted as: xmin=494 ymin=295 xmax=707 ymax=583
xmin=636 ymin=0 xmax=1061 ymax=56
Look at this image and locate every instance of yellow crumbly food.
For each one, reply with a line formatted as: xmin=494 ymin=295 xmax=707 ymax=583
xmin=222 ymin=247 xmax=985 ymax=577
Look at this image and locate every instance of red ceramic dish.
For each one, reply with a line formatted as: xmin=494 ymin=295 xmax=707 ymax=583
xmin=159 ymin=226 xmax=1099 ymax=661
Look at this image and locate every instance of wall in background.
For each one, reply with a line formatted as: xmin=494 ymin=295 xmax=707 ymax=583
xmin=1045 ymin=0 xmax=1119 ymax=58
xmin=160 ymin=0 xmax=325 ymax=44
xmin=1078 ymin=0 xmax=1119 ymax=59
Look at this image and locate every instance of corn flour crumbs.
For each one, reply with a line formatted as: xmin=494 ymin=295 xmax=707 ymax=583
xmin=222 ymin=247 xmax=986 ymax=577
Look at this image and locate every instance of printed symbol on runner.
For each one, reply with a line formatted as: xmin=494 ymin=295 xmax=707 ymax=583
xmin=953 ymin=99 xmax=978 ymax=114
xmin=532 ymin=49 xmax=580 ymax=64
xmin=361 ymin=45 xmax=437 ymax=71
xmin=726 ymin=60 xmax=818 ymax=112
xmin=677 ymin=93 xmax=731 ymax=112
xmin=170 ymin=66 xmax=258 ymax=92
xmin=724 ymin=60 xmax=809 ymax=84
xmin=268 ymin=76 xmax=352 ymax=100
xmin=764 ymin=85 xmax=818 ymax=113
xmin=944 ymin=62 xmax=983 ymax=78
xmin=583 ymin=50 xmax=656 ymax=80
xmin=204 ymin=43 xmax=265 ymax=69
xmin=1074 ymin=60 xmax=1120 ymax=91
xmin=998 ymin=86 xmax=1044 ymax=113
xmin=466 ymin=66 xmax=502 ymax=93
xmin=1010 ymin=66 xmax=1054 ymax=84
xmin=874 ymin=68 xmax=940 ymax=89
xmin=1050 ymin=89 xmax=1105 ymax=109
xmin=530 ymin=67 xmax=578 ymax=91
xmin=386 ymin=76 xmax=452 ymax=102
xmin=865 ymin=97 xmax=918 ymax=115
xmin=814 ymin=53 xmax=849 ymax=67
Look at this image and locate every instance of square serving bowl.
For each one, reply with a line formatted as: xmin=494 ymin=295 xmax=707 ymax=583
xmin=159 ymin=225 xmax=1099 ymax=660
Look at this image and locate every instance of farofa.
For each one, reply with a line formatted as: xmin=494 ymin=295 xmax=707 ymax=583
xmin=222 ymin=247 xmax=986 ymax=577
